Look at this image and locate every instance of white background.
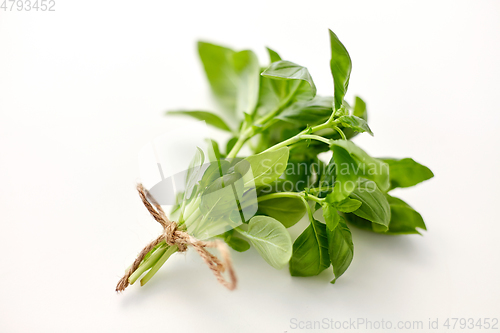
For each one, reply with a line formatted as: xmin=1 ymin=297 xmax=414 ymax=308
xmin=1 ymin=1 xmax=499 ymax=332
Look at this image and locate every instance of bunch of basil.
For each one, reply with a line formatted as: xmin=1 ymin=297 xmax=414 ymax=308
xmin=137 ymin=30 xmax=434 ymax=286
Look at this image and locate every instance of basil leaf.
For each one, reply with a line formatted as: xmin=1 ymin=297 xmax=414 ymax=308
xmin=225 ymin=137 xmax=238 ymax=156
xmin=322 ymin=203 xmax=340 ymax=231
xmin=327 ymin=216 xmax=354 ymax=283
xmin=329 ymin=30 xmax=352 ymax=110
xmin=384 ymin=195 xmax=427 ymax=234
xmin=337 ymin=115 xmax=373 ymax=136
xmin=200 ymin=173 xmax=244 ymax=216
xmin=258 ymin=197 xmax=306 ymax=228
xmin=334 ymin=197 xmax=362 ymax=213
xmin=330 ymin=140 xmax=390 ymax=192
xmin=255 ymin=59 xmax=316 ymax=119
xmin=254 ymin=76 xmax=284 ymax=117
xmin=328 ymin=144 xmax=360 ymax=201
xmin=236 ymin=147 xmax=290 ymax=187
xmin=318 ymin=156 xmax=336 ymax=194
xmin=261 ymin=60 xmax=317 ymax=100
xmin=281 ymin=156 xmax=322 ymax=191
xmin=353 ymin=96 xmax=367 ymax=119
xmin=276 ymin=96 xmax=334 ymax=125
xmin=233 ymin=50 xmax=261 ymax=115
xmin=207 ymin=139 xmax=224 ymax=161
xmin=343 ymin=212 xmax=373 ymax=231
xmin=343 ymin=96 xmax=368 ymax=140
xmin=289 ymin=218 xmax=330 ymax=276
xmin=167 ymin=110 xmax=232 ymax=132
xmin=344 ymin=194 xmax=426 ymax=235
xmin=266 ymin=47 xmax=282 ymax=63
xmin=198 ymin=160 xmax=230 ymax=191
xmin=221 ymin=230 xmax=250 ymax=252
xmin=237 ymin=216 xmax=292 ymax=269
xmin=349 ymin=179 xmax=391 ymax=231
xmin=227 ymin=236 xmax=250 ymax=252
xmin=198 ymin=42 xmax=238 ymax=112
xmin=198 ymin=42 xmax=260 ymax=115
xmin=381 ymin=158 xmax=434 ymax=190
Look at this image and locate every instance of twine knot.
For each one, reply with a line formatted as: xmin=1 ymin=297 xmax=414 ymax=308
xmin=163 ymin=222 xmax=187 ymax=251
xmin=116 ymin=183 xmax=237 ymax=292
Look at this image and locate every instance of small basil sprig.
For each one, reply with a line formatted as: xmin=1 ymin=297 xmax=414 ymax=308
xmin=129 ymin=29 xmax=435 ymax=288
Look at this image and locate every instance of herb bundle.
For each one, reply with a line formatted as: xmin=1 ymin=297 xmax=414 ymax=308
xmin=117 ymin=30 xmax=433 ymax=291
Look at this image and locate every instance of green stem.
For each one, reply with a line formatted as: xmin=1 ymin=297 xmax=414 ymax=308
xmin=140 ymin=245 xmax=178 ymax=286
xmin=300 ymin=134 xmax=332 ymax=145
xmin=226 ymin=81 xmax=304 ymax=159
xmin=255 ymin=81 xmax=302 ymax=125
xmin=257 ymin=191 xmax=324 ymax=204
xmin=129 ymin=243 xmax=167 ymax=285
xmin=300 ymin=196 xmax=315 ymax=222
xmin=306 ymin=187 xmax=331 ymax=195
xmin=183 ymin=207 xmax=201 ymax=227
xmin=262 ymin=133 xmax=332 ymax=153
xmin=226 ymin=135 xmax=248 ymax=159
xmin=182 ymin=196 xmax=201 ymax=222
xmin=333 ymin=126 xmax=346 ymax=140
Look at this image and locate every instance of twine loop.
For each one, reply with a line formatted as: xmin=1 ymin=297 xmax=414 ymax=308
xmin=116 ymin=183 xmax=237 ymax=292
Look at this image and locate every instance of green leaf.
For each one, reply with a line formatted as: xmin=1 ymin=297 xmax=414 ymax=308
xmin=334 ymin=197 xmax=362 ymax=213
xmin=343 ymin=212 xmax=373 ymax=231
xmin=198 ymin=160 xmax=230 ymax=191
xmin=329 ymin=30 xmax=352 ymax=110
xmin=349 ymin=179 xmax=391 ymax=231
xmin=334 ymin=104 xmax=349 ymax=118
xmin=276 ymin=96 xmax=333 ymax=125
xmin=289 ymin=218 xmax=330 ymax=276
xmin=337 ymin=115 xmax=373 ymax=136
xmin=233 ymin=50 xmax=261 ymax=115
xmin=167 ymin=110 xmax=233 ymax=132
xmin=281 ymin=155 xmax=323 ymax=191
xmin=318 ymin=156 xmax=336 ymax=192
xmin=261 ymin=60 xmax=317 ymax=99
xmin=381 ymin=158 xmax=434 ymax=190
xmin=344 ymin=194 xmax=426 ymax=235
xmin=237 ymin=216 xmax=292 ymax=269
xmin=327 ymin=216 xmax=354 ymax=283
xmin=322 ymin=203 xmax=340 ymax=231
xmin=353 ymin=96 xmax=367 ymax=119
xmin=226 ymin=236 xmax=250 ymax=252
xmin=330 ymin=140 xmax=390 ymax=192
xmin=198 ymin=42 xmax=237 ymax=112
xmin=235 ymin=147 xmax=290 ymax=187
xmin=225 ymin=137 xmax=238 ymax=156
xmin=384 ymin=195 xmax=427 ymax=234
xmin=221 ymin=230 xmax=250 ymax=252
xmin=207 ymin=139 xmax=224 ymax=161
xmin=255 ymin=60 xmax=316 ymax=118
xmin=198 ymin=42 xmax=260 ymax=115
xmin=200 ymin=173 xmax=244 ymax=216
xmin=328 ymin=144 xmax=360 ymax=201
xmin=343 ymin=96 xmax=368 ymax=140
xmin=258 ymin=197 xmax=306 ymax=228
xmin=266 ymin=47 xmax=282 ymax=63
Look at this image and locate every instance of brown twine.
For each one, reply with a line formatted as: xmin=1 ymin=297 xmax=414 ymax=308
xmin=116 ymin=183 xmax=237 ymax=292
